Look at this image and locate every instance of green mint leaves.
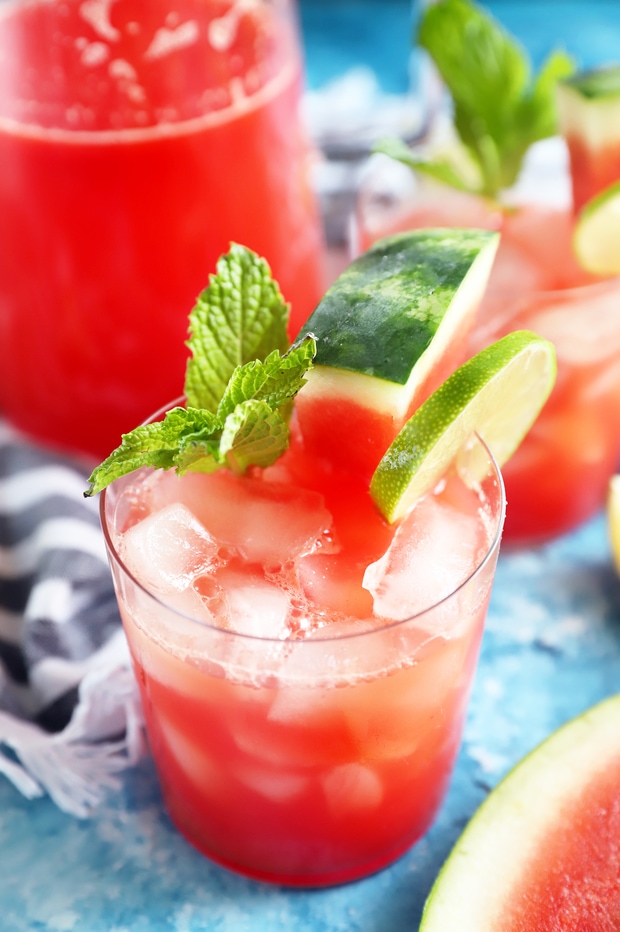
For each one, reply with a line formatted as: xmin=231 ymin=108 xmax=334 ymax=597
xmin=85 ymin=245 xmax=316 ymax=496
xmin=377 ymin=0 xmax=574 ymax=199
xmin=185 ymin=243 xmax=290 ymax=412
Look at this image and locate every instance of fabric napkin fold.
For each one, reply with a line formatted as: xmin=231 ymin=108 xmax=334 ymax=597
xmin=0 ymin=420 xmax=145 ymax=817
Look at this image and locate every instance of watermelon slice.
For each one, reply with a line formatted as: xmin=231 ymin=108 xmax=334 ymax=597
xmin=295 ymin=228 xmax=499 ymax=479
xmin=557 ymin=64 xmax=620 ymax=212
xmin=420 ymin=692 xmax=620 ymax=931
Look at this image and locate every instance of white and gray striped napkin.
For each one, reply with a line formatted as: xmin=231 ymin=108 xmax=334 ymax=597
xmin=0 ymin=420 xmax=144 ymax=817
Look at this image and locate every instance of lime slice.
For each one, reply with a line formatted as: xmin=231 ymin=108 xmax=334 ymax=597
xmin=370 ymin=330 xmax=557 ymax=523
xmin=419 ymin=693 xmax=620 ymax=930
xmin=607 ymin=474 xmax=620 ymax=572
xmin=572 ymin=180 xmax=620 ymax=276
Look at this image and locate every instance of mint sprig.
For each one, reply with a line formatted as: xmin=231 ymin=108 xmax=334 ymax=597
xmin=85 ymin=245 xmax=316 ymax=496
xmin=185 ymin=243 xmax=290 ymax=412
xmin=376 ymin=0 xmax=574 ymax=199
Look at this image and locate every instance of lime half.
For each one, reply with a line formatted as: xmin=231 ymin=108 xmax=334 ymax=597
xmin=573 ymin=180 xmax=620 ymax=276
xmin=370 ymin=331 xmax=557 ymax=523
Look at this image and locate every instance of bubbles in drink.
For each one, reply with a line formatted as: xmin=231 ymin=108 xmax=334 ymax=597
xmin=78 ymin=0 xmax=121 ymax=42
xmin=77 ymin=40 xmax=110 ymax=68
xmin=143 ymin=19 xmax=199 ymax=61
xmin=208 ymin=0 xmax=259 ymax=52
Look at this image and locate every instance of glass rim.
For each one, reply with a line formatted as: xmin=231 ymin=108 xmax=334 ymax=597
xmin=0 ymin=0 xmax=299 ymax=144
xmin=100 ymin=396 xmax=506 ymax=644
xmin=353 ymin=155 xmax=620 ymax=300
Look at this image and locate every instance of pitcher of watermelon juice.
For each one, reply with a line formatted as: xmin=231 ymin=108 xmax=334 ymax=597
xmin=0 ymin=0 xmax=325 ymax=459
xmin=353 ymin=141 xmax=620 ymax=545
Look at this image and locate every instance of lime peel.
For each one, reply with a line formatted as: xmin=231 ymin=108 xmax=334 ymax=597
xmin=370 ymin=331 xmax=557 ymax=523
xmin=572 ymin=180 xmax=620 ymax=276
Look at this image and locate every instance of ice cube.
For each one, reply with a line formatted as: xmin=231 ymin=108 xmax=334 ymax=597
xmin=218 ymin=569 xmax=291 ymax=639
xmin=235 ymin=763 xmax=309 ymax=803
xmin=153 ymin=470 xmax=336 ymax=565
xmin=296 ymin=553 xmax=375 ymax=619
xmin=321 ymin=763 xmax=383 ymax=815
xmin=121 ymin=503 xmax=219 ymax=594
xmin=340 ymin=643 xmax=469 ymax=762
xmin=158 ymin=716 xmax=224 ymax=796
xmin=527 ymin=288 xmax=620 ymax=365
xmin=363 ymin=493 xmax=481 ymax=621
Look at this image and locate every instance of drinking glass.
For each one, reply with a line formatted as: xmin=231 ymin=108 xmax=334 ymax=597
xmin=353 ymin=141 xmax=620 ymax=545
xmin=101 ymin=406 xmax=505 ymax=886
xmin=0 ymin=0 xmax=325 ymax=458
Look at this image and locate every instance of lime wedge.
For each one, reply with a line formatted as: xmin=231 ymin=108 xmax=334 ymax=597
xmin=607 ymin=474 xmax=620 ymax=572
xmin=572 ymin=180 xmax=620 ymax=276
xmin=370 ymin=331 xmax=557 ymax=523
xmin=420 ymin=693 xmax=620 ymax=930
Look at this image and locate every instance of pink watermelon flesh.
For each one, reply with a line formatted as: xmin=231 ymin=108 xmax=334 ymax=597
xmin=499 ymin=751 xmax=620 ymax=930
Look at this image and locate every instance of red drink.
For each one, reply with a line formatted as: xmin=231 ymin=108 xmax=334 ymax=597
xmin=101 ymin=414 xmax=505 ymax=885
xmin=0 ymin=0 xmax=325 ymax=458
xmin=355 ymin=147 xmax=620 ymax=544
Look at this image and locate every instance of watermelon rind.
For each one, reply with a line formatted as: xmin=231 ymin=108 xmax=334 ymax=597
xmin=297 ymin=228 xmax=500 ymax=421
xmin=558 ymin=65 xmax=620 ymax=151
xmin=419 ymin=692 xmax=620 ymax=930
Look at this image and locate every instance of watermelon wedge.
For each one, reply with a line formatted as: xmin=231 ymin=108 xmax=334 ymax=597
xmin=557 ymin=64 xmax=620 ymax=212
xmin=295 ymin=228 xmax=499 ymax=479
xmin=420 ymin=693 xmax=620 ymax=931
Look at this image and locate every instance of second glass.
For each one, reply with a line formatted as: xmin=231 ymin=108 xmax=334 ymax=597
xmin=354 ymin=144 xmax=620 ymax=545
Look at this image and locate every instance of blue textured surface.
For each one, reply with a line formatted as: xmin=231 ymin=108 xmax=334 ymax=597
xmin=1 ymin=512 xmax=619 ymax=931
xmin=299 ymin=0 xmax=620 ymax=90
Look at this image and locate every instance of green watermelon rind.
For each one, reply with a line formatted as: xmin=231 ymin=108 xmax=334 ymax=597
xmin=562 ymin=64 xmax=620 ymax=100
xmin=298 ymin=229 xmax=499 ymax=420
xmin=419 ymin=692 xmax=620 ymax=930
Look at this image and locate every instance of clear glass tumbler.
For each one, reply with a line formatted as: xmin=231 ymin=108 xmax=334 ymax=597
xmin=353 ymin=141 xmax=620 ymax=545
xmin=101 ymin=406 xmax=505 ymax=886
xmin=0 ymin=0 xmax=325 ymax=458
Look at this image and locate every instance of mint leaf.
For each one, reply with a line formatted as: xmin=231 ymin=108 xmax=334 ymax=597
xmin=412 ymin=0 xmax=574 ymax=198
xmin=185 ymin=243 xmax=290 ymax=412
xmin=373 ymin=136 xmax=476 ymax=193
xmin=85 ymin=407 xmax=219 ymax=495
xmin=217 ymin=336 xmax=317 ymax=421
xmin=85 ymin=333 xmax=317 ymax=495
xmin=219 ymin=400 xmax=290 ymax=474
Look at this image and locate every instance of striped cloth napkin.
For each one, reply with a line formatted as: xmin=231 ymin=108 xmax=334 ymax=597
xmin=0 ymin=420 xmax=145 ymax=817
